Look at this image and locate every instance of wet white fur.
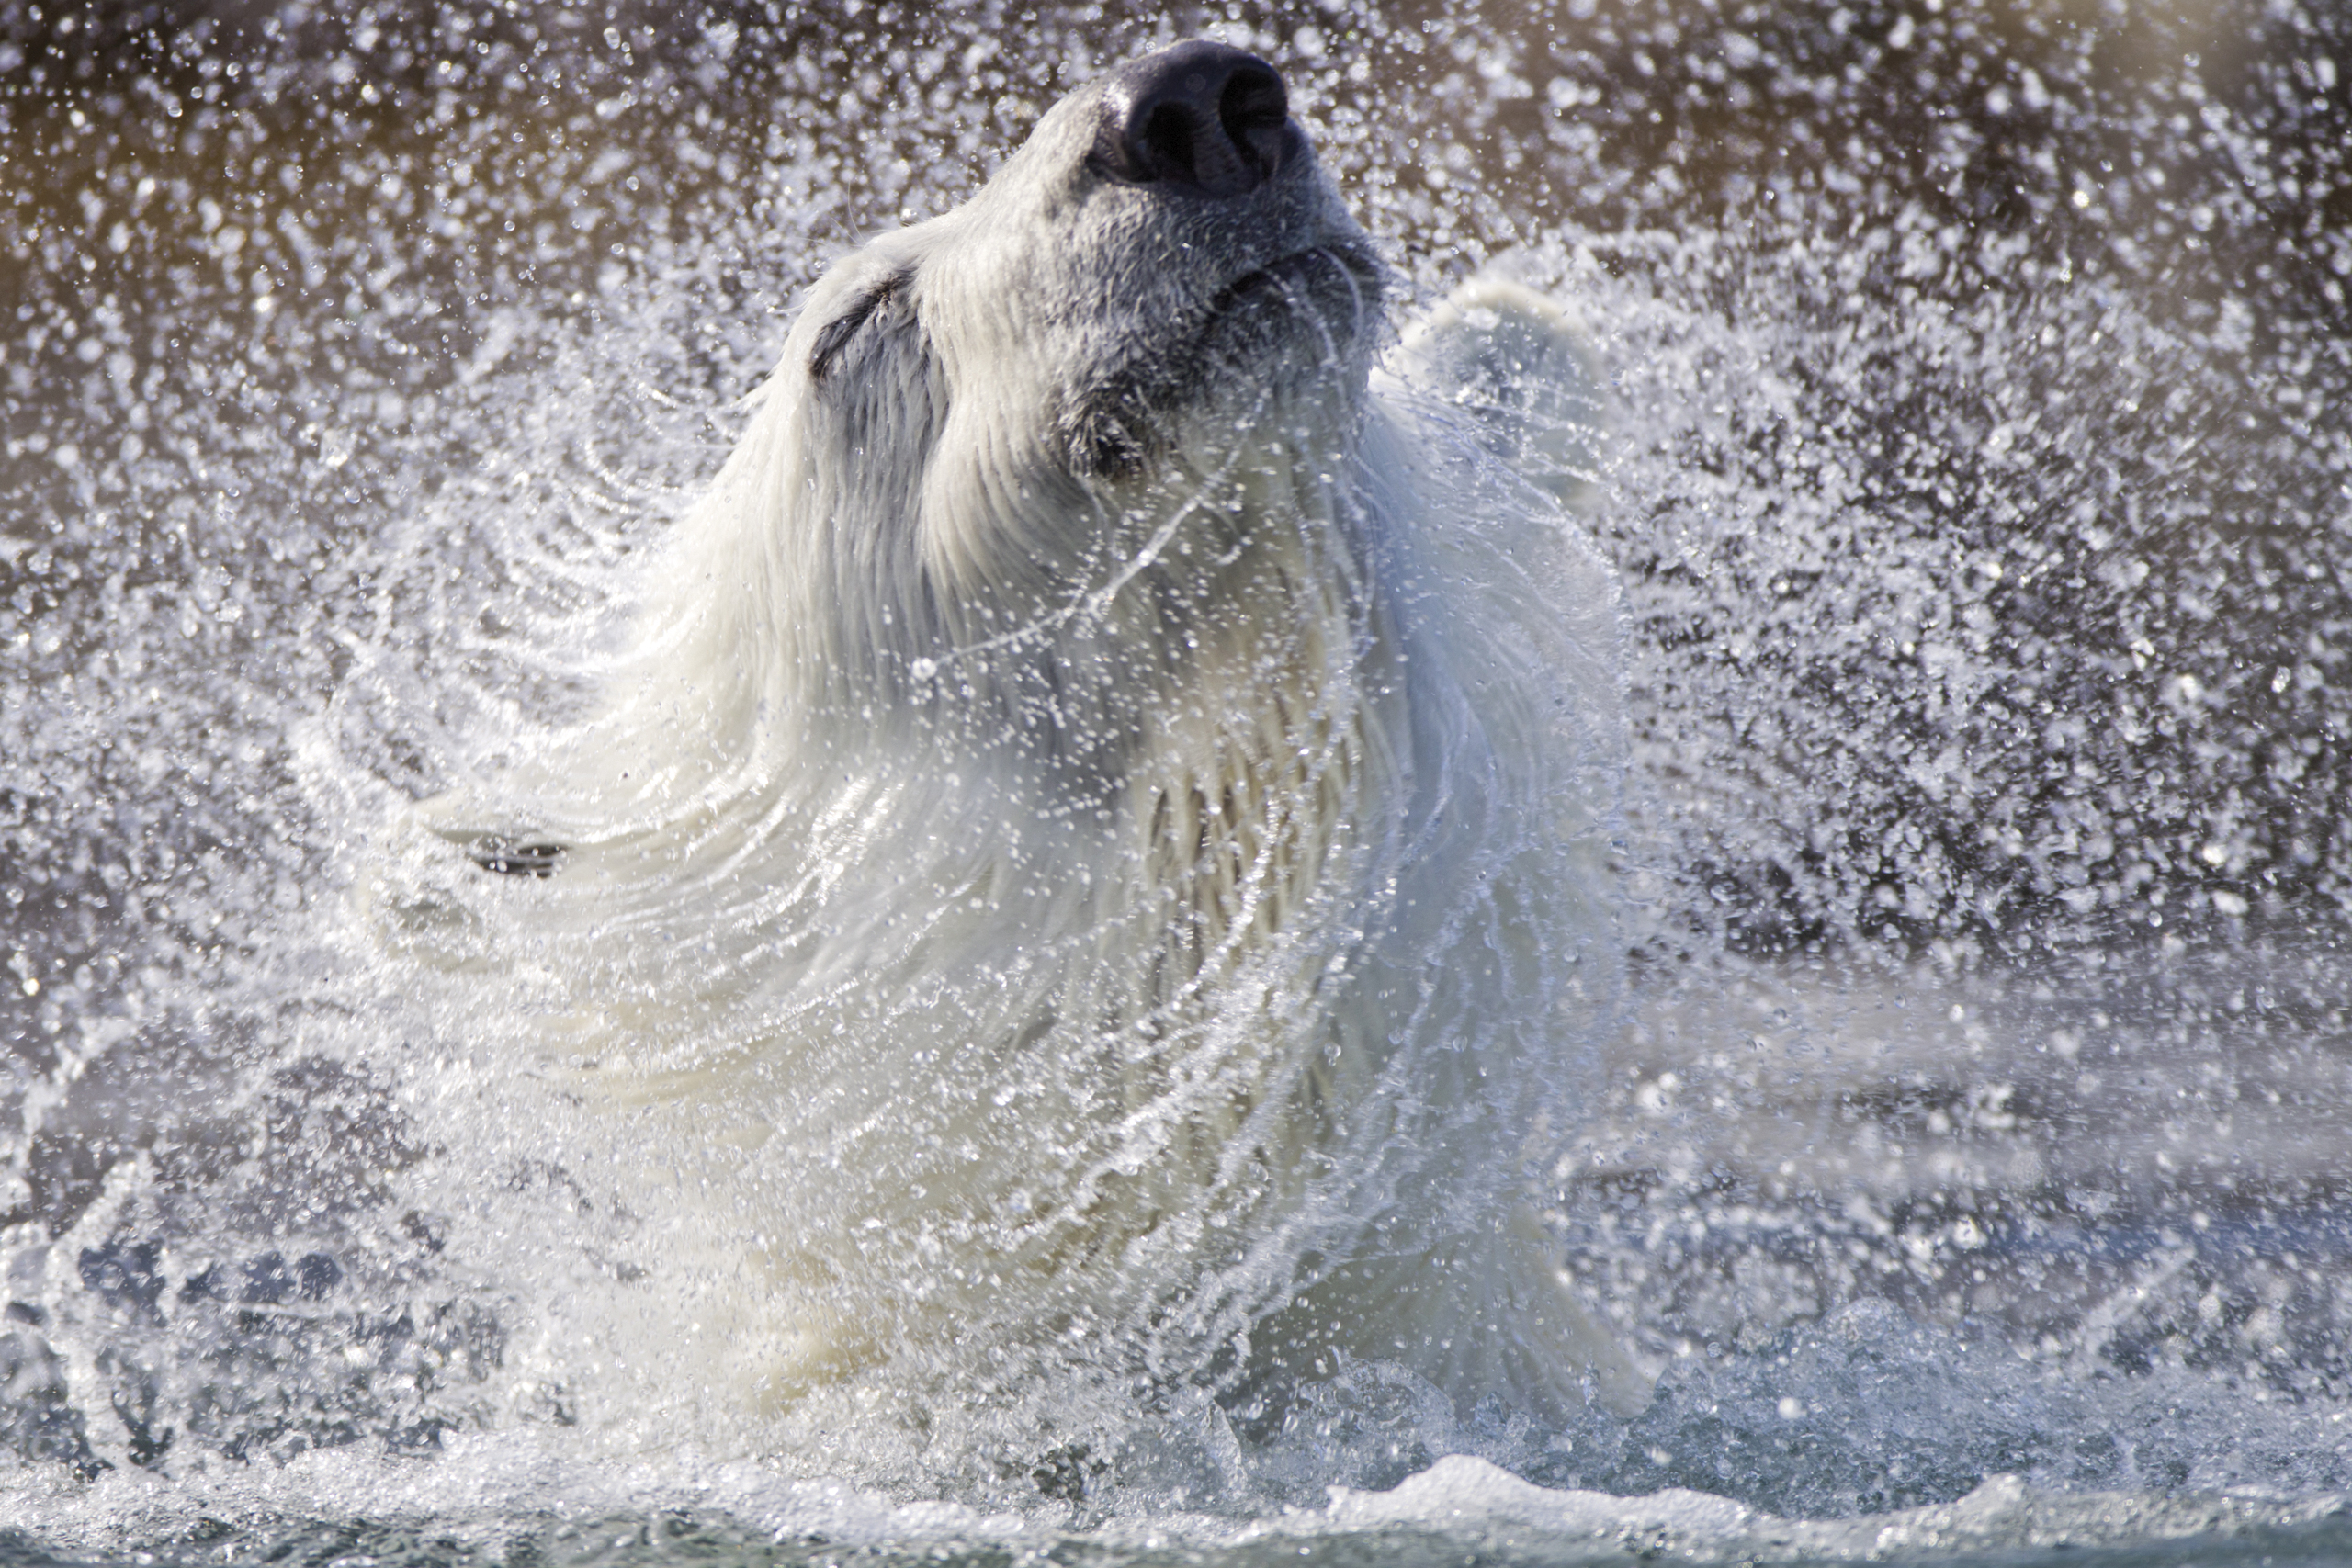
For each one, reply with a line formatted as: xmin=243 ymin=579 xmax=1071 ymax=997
xmin=389 ymin=63 xmax=1650 ymax=1434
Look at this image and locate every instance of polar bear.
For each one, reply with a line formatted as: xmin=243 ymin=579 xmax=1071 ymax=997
xmin=388 ymin=40 xmax=1648 ymax=1436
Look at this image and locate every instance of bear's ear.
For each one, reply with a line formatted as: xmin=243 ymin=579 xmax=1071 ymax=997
xmin=809 ymin=268 xmax=914 ymax=383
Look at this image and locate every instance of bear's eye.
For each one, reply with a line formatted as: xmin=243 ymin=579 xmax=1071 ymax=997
xmin=809 ymin=271 xmax=910 ymax=383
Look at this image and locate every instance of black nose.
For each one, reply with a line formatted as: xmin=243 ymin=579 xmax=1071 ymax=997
xmin=1092 ymin=41 xmax=1294 ymax=199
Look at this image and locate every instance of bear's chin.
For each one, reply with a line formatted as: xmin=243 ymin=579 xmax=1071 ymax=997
xmin=1061 ymin=241 xmax=1385 ymax=485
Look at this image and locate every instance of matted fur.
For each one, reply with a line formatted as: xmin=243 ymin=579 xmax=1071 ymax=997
xmin=384 ymin=49 xmax=1647 ymax=1431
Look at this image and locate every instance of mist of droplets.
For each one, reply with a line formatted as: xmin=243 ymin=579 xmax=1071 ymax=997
xmin=2 ymin=0 xmax=2350 ymax=1543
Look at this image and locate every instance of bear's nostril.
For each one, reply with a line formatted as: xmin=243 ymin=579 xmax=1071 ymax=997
xmin=1218 ymin=66 xmax=1286 ymax=138
xmin=1095 ymin=40 xmax=1291 ymax=199
xmin=1142 ymin=103 xmax=1202 ymax=186
xmin=1218 ymin=64 xmax=1287 ymax=178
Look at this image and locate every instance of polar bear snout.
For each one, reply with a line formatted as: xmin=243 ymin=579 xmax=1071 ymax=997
xmin=1090 ymin=41 xmax=1299 ymax=200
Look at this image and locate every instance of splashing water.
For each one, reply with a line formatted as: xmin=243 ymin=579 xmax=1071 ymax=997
xmin=3 ymin=2 xmax=2350 ymax=1564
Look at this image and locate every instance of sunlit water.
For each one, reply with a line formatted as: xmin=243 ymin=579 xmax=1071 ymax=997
xmin=4 ymin=3 xmax=2350 ymax=1564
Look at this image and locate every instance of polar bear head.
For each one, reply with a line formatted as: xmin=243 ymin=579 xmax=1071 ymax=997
xmin=678 ymin=43 xmax=1389 ymax=776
